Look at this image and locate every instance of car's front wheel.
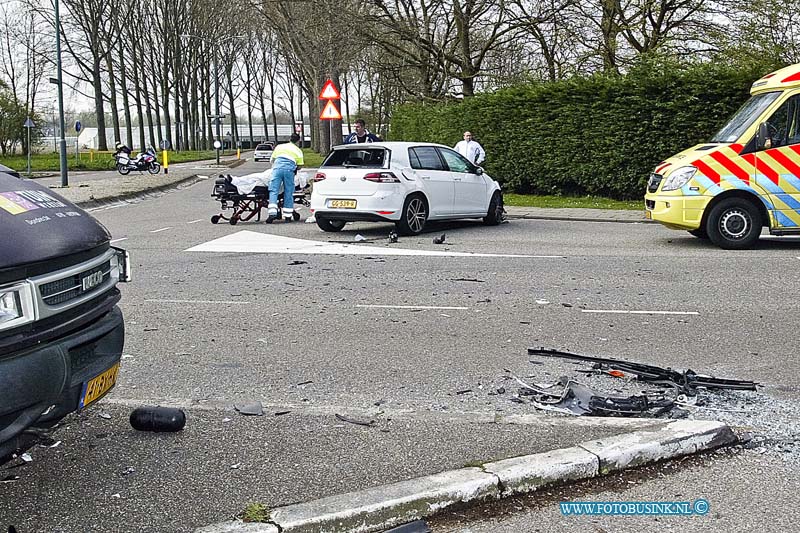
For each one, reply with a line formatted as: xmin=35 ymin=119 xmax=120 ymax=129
xmin=483 ymin=191 xmax=504 ymax=225
xmin=316 ymin=218 xmax=346 ymax=232
xmin=707 ymin=197 xmax=761 ymax=249
xmin=396 ymin=194 xmax=428 ymax=235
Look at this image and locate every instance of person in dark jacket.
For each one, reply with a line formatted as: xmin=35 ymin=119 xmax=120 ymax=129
xmin=344 ymin=118 xmax=381 ymax=144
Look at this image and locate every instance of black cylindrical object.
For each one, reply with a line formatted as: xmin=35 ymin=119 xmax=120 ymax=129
xmin=129 ymin=406 xmax=186 ymax=432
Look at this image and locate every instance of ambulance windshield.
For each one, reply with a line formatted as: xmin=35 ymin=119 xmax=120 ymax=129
xmin=711 ymin=91 xmax=781 ymax=143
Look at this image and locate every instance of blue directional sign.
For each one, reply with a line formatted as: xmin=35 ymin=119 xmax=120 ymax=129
xmin=75 ymin=121 xmax=82 ymax=132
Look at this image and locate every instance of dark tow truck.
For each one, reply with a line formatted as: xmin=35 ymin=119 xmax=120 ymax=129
xmin=0 ymin=168 xmax=130 ymax=460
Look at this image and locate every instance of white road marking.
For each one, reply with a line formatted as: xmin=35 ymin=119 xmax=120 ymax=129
xmin=356 ymin=304 xmax=469 ymax=310
xmin=186 ymin=230 xmax=559 ymax=258
xmin=581 ymin=309 xmax=699 ymax=315
xmin=187 ymin=219 xmax=203 ymax=224
xmin=150 ymin=227 xmax=172 ymax=233
xmin=145 ymin=299 xmax=250 ymax=305
xmin=110 ymin=237 xmax=128 ymax=243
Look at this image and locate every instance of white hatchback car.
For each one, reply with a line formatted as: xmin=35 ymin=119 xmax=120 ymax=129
xmin=310 ymin=142 xmax=505 ymax=235
xmin=253 ymin=143 xmax=274 ymax=162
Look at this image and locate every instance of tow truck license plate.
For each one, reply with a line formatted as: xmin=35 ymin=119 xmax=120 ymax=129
xmin=330 ymin=199 xmax=356 ymax=209
xmin=79 ymin=363 xmax=120 ymax=409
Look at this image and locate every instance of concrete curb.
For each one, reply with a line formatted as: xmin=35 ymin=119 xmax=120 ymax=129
xmin=73 ymin=173 xmax=209 ymax=209
xmin=506 ymin=213 xmax=655 ymax=224
xmin=196 ymin=420 xmax=735 ymax=533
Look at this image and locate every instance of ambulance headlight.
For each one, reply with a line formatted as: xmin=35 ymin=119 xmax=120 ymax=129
xmin=661 ymin=166 xmax=697 ymax=191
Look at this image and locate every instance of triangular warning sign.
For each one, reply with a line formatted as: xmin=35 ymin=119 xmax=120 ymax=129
xmin=320 ymin=100 xmax=342 ymax=120
xmin=319 ymin=79 xmax=341 ymax=100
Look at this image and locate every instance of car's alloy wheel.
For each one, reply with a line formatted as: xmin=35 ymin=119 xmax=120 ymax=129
xmin=396 ymin=195 xmax=427 ymax=235
xmin=483 ymin=192 xmax=504 ymax=225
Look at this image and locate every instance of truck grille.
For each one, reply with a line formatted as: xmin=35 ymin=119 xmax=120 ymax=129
xmin=39 ymin=261 xmax=111 ymax=306
xmin=647 ymin=173 xmax=663 ymax=193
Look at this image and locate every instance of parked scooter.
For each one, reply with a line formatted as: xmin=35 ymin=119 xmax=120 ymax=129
xmin=114 ymin=146 xmax=160 ymax=175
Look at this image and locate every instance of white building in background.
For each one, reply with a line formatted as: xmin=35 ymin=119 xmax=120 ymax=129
xmin=74 ymin=123 xmax=355 ymax=150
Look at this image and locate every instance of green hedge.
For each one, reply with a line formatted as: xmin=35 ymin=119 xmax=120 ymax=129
xmin=390 ymin=60 xmax=780 ymax=199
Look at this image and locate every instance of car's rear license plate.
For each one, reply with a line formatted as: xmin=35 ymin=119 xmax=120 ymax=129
xmin=330 ymin=199 xmax=356 ymax=209
xmin=79 ymin=363 xmax=120 ymax=409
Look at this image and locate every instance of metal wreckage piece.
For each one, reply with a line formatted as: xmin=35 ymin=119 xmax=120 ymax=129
xmin=512 ymin=348 xmax=758 ymax=418
xmin=527 ymin=348 xmax=758 ymax=392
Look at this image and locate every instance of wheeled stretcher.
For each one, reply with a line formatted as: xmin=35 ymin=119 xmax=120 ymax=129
xmin=210 ymin=171 xmax=310 ymax=225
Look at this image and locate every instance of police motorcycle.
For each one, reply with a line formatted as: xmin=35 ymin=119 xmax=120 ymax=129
xmin=114 ymin=144 xmax=161 ymax=175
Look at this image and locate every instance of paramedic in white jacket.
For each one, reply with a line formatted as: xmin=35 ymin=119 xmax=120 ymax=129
xmin=454 ymin=131 xmax=485 ymax=165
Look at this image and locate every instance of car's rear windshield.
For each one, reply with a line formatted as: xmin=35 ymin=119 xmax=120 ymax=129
xmin=255 ymin=144 xmax=273 ymax=150
xmin=322 ymin=148 xmax=388 ymax=168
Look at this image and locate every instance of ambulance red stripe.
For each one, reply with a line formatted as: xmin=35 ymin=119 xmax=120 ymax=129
xmin=741 ymin=153 xmax=780 ymax=184
xmin=692 ymin=159 xmax=720 ymax=184
xmin=710 ymin=151 xmax=750 ymax=183
xmin=769 ymin=149 xmax=800 ymax=178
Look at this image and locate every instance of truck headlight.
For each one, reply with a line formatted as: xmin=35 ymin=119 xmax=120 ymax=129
xmin=0 ymin=282 xmax=36 ymax=331
xmin=661 ymin=166 xmax=697 ymax=192
xmin=111 ymin=246 xmax=131 ymax=282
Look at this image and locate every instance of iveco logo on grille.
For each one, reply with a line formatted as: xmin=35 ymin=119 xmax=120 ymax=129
xmin=81 ymin=271 xmax=104 ymax=291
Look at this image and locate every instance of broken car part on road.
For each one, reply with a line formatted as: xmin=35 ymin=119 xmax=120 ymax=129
xmin=512 ymin=348 xmax=758 ymax=418
xmin=527 ymin=348 xmax=758 ymax=392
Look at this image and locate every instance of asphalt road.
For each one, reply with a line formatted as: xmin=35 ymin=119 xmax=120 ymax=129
xmin=2 ymin=158 xmax=799 ymax=531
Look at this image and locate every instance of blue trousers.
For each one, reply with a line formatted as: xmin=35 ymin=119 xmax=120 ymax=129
xmin=269 ymin=167 xmax=295 ymax=215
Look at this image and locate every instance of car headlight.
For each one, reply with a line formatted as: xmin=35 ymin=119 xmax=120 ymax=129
xmin=0 ymin=282 xmax=36 ymax=331
xmin=661 ymin=166 xmax=697 ymax=191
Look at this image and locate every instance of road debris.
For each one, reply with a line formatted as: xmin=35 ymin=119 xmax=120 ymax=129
xmin=432 ymin=233 xmax=446 ymax=244
xmin=527 ymin=347 xmax=758 ymax=392
xmin=511 ymin=373 xmax=675 ymax=417
xmin=129 ymin=406 xmax=187 ymax=431
xmin=384 ymin=519 xmax=432 ymax=533
xmin=334 ymin=413 xmax=376 ymax=427
xmin=234 ymin=402 xmax=264 ymax=416
xmin=388 ymin=231 xmax=399 ymax=243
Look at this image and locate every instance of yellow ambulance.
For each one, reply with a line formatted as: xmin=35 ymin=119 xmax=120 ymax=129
xmin=645 ymin=63 xmax=800 ymax=249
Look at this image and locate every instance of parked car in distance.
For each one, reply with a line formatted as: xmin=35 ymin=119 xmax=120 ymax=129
xmin=253 ymin=143 xmax=274 ymax=162
xmin=310 ymin=142 xmax=505 ymax=235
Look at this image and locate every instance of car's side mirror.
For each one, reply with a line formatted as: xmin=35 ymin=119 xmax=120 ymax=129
xmin=756 ymin=122 xmax=770 ymax=150
xmin=475 ymin=167 xmax=484 ymax=175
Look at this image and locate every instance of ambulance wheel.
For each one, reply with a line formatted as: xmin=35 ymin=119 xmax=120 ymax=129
xmin=707 ymin=197 xmax=761 ymax=249
xmin=211 ymin=215 xmax=220 ymax=224
xmin=316 ymin=218 xmax=346 ymax=232
xmin=293 ymin=211 xmax=301 ymax=221
xmin=688 ymin=228 xmax=708 ymax=239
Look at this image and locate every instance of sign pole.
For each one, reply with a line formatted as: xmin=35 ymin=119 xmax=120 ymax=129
xmin=25 ymin=121 xmax=32 ymax=177
xmin=318 ymin=78 xmax=342 ymax=154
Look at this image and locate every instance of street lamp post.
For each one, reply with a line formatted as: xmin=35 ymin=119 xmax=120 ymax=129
xmin=213 ymin=50 xmax=220 ymax=164
xmin=54 ymin=0 xmax=68 ymax=187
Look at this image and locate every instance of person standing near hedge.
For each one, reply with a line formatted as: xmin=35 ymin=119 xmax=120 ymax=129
xmin=454 ymin=131 xmax=486 ymax=165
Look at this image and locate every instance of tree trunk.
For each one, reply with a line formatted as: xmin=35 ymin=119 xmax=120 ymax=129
xmin=117 ymin=38 xmax=133 ymax=147
xmin=106 ymin=54 xmax=121 ymax=145
xmin=92 ymin=60 xmax=109 ymax=151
